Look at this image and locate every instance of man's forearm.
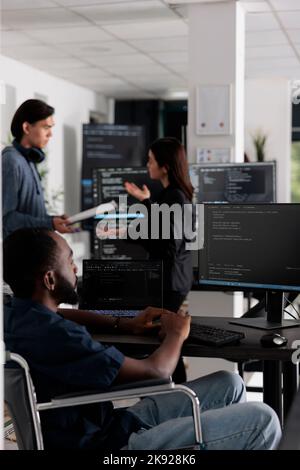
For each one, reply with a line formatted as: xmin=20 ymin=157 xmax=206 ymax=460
xmin=143 ymin=333 xmax=185 ymax=379
xmin=58 ymin=308 xmax=132 ymax=332
xmin=115 ymin=332 xmax=185 ymax=384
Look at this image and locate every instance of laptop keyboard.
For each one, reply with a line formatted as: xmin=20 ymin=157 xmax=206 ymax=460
xmin=187 ymin=323 xmax=245 ymax=347
xmin=90 ymin=309 xmax=140 ymax=318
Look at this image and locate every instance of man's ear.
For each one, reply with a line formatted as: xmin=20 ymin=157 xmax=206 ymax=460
xmin=22 ymin=121 xmax=31 ymax=136
xmin=44 ymin=271 xmax=55 ymax=291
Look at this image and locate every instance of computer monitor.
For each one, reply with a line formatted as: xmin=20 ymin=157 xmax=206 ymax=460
xmin=91 ymin=167 xmax=162 ymax=260
xmin=198 ymin=204 xmax=300 ymax=329
xmin=190 ymin=162 xmax=276 ymax=204
xmin=81 ymin=124 xmax=146 ymax=218
xmin=80 ymin=259 xmax=163 ymax=310
xmin=92 ymin=166 xmax=163 ymax=209
xmin=82 ymin=124 xmax=145 ymax=168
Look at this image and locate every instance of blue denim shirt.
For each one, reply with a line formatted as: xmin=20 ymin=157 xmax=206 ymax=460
xmin=4 ymin=298 xmax=138 ymax=449
xmin=2 ymin=145 xmax=53 ymax=238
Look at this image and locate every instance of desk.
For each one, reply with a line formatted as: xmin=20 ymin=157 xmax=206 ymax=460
xmin=93 ymin=316 xmax=300 ymax=426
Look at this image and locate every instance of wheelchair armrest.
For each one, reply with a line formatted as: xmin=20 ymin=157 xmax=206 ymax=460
xmin=37 ymin=378 xmax=175 ymax=411
xmin=52 ymin=377 xmax=172 ymax=400
xmin=110 ymin=377 xmax=172 ymax=391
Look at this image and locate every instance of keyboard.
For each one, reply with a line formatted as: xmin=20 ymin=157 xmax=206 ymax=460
xmin=187 ymin=323 xmax=245 ymax=347
xmin=90 ymin=309 xmax=139 ymax=318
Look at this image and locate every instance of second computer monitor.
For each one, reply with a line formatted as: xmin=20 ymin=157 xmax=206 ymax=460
xmin=198 ymin=203 xmax=300 ymax=328
xmin=190 ymin=162 xmax=276 ymax=204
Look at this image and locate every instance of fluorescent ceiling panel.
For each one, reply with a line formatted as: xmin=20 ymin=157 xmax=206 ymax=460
xmin=1 ymin=0 xmax=57 ymax=9
xmin=246 ymin=12 xmax=280 ymax=30
xmin=55 ymin=0 xmax=146 ymax=5
xmin=90 ymin=77 xmax=138 ymax=90
xmin=246 ymin=29 xmax=288 ymax=46
xmin=73 ymin=1 xmax=176 ymax=24
xmin=86 ymin=53 xmax=155 ymax=67
xmin=247 ymin=57 xmax=300 ymax=69
xmin=166 ymin=0 xmax=230 ymax=3
xmin=150 ymin=51 xmax=188 ymax=64
xmin=277 ymin=11 xmax=300 ymax=30
xmin=57 ymin=40 xmax=136 ymax=57
xmin=129 ymin=76 xmax=186 ymax=87
xmin=1 ymin=31 xmax=38 ymax=46
xmin=129 ymin=36 xmax=188 ymax=53
xmin=127 ymin=73 xmax=178 ymax=83
xmin=103 ymin=19 xmax=188 ymax=40
xmin=2 ymin=8 xmax=88 ymax=29
xmin=167 ymin=62 xmax=188 ymax=74
xmin=69 ymin=77 xmax=114 ymax=87
xmin=54 ymin=67 xmax=108 ymax=79
xmin=26 ymin=26 xmax=112 ymax=44
xmin=23 ymin=57 xmax=87 ymax=70
xmin=242 ymin=2 xmax=271 ymax=13
xmin=269 ymin=0 xmax=300 ymax=10
xmin=246 ymin=65 xmax=300 ymax=79
xmin=287 ymin=29 xmax=300 ymax=43
xmin=2 ymin=44 xmax=68 ymax=60
xmin=103 ymin=90 xmax=155 ymax=99
xmin=102 ymin=63 xmax=171 ymax=76
xmin=246 ymin=45 xmax=295 ymax=59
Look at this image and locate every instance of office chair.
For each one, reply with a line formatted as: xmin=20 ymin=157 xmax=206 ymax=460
xmin=4 ymin=351 xmax=203 ymax=450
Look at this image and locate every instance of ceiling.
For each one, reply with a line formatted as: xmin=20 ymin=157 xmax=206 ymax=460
xmin=1 ymin=0 xmax=300 ymax=99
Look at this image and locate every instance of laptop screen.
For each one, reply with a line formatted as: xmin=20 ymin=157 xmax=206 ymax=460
xmin=80 ymin=260 xmax=163 ymax=311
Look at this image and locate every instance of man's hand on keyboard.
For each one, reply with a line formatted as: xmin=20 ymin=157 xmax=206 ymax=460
xmin=159 ymin=311 xmax=191 ymax=342
xmin=129 ymin=307 xmax=170 ymax=335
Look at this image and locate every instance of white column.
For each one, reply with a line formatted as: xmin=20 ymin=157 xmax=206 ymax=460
xmin=188 ymin=0 xmax=245 ymax=163
xmin=244 ymin=78 xmax=292 ymax=203
xmin=186 ymin=1 xmax=246 ymax=379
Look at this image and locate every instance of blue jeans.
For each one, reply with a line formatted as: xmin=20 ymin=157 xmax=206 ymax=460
xmin=125 ymin=371 xmax=281 ymax=450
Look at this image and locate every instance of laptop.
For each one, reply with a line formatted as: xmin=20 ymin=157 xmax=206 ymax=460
xmin=80 ymin=259 xmax=163 ymax=317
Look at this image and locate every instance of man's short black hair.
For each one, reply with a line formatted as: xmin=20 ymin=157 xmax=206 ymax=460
xmin=11 ymin=99 xmax=55 ymax=142
xmin=3 ymin=228 xmax=58 ymax=298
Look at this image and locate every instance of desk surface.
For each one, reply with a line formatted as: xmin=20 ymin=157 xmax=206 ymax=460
xmin=93 ymin=316 xmax=300 ymax=361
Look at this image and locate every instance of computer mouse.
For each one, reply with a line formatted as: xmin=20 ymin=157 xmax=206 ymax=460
xmin=260 ymin=333 xmax=288 ymax=348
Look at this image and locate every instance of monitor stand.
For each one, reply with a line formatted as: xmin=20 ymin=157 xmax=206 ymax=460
xmin=229 ymin=291 xmax=300 ymax=330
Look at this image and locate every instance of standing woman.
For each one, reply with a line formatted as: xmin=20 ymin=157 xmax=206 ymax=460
xmin=124 ymin=137 xmax=194 ymax=313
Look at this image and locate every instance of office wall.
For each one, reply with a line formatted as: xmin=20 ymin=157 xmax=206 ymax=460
xmin=0 ymin=54 xmax=108 ymax=215
xmin=245 ymin=78 xmax=292 ymax=203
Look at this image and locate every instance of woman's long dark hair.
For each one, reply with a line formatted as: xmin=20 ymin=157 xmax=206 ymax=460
xmin=150 ymin=137 xmax=194 ymax=201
